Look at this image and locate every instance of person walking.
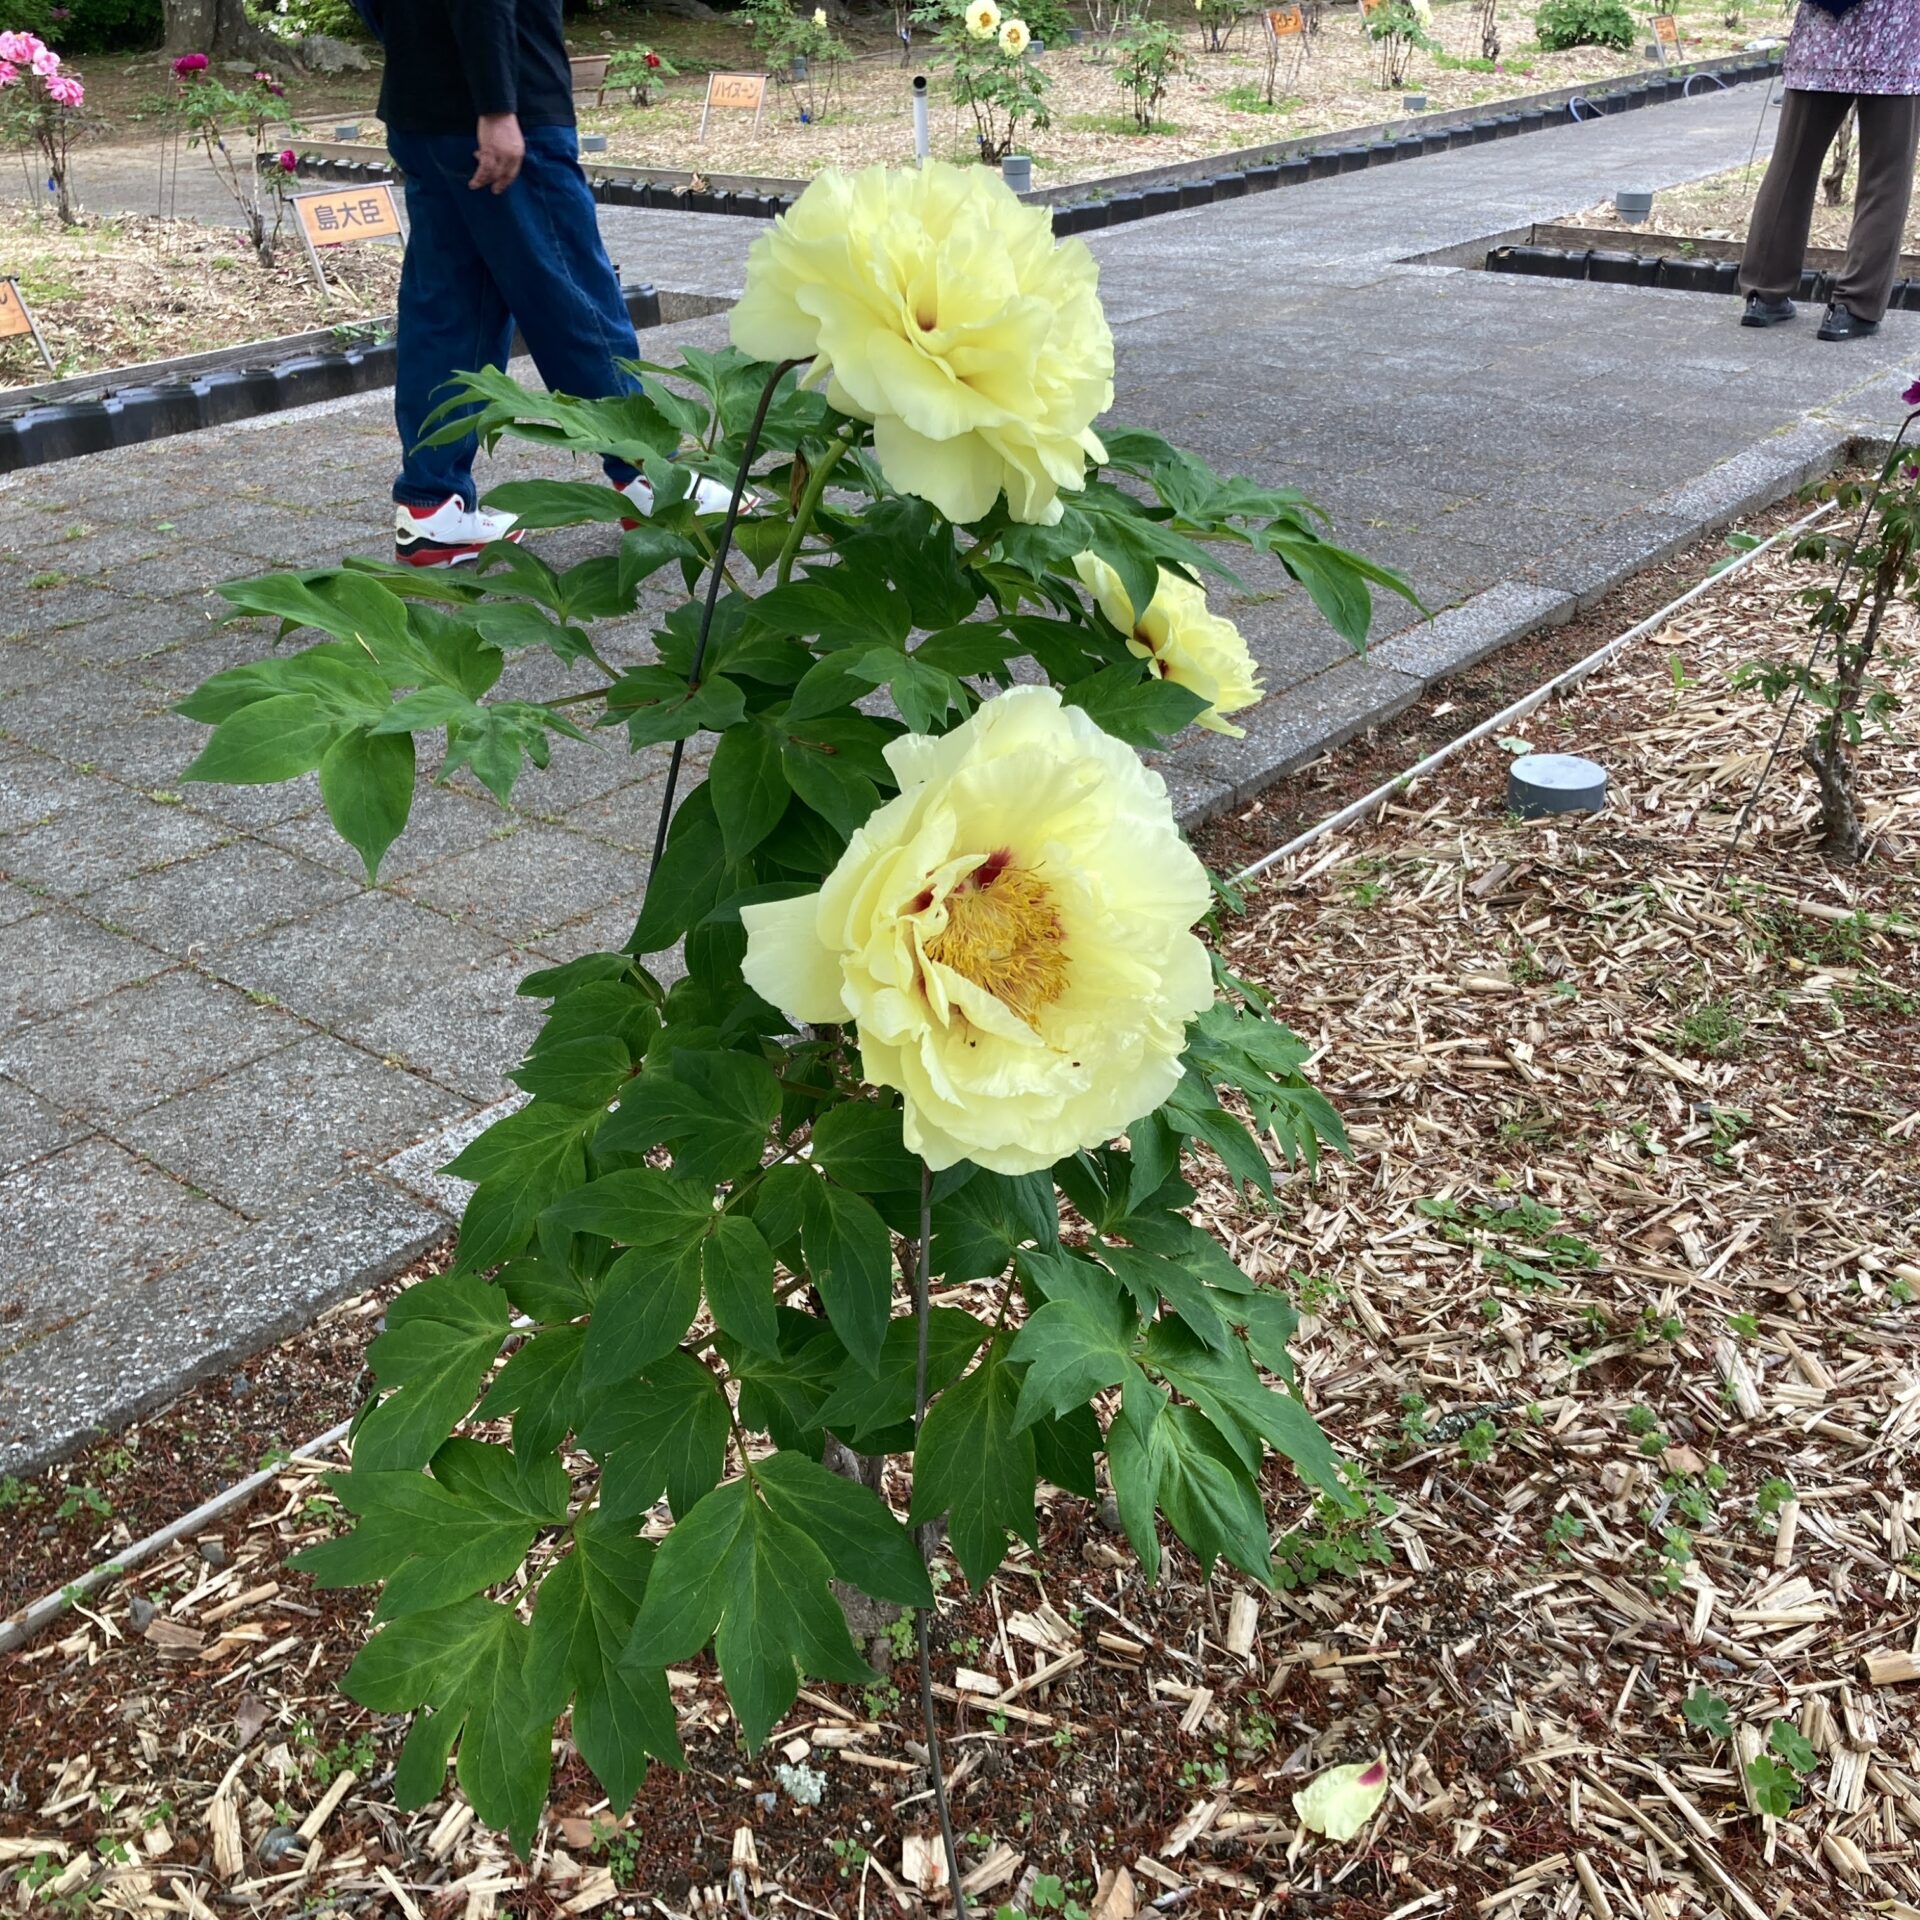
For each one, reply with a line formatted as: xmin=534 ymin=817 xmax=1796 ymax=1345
xmin=1739 ymin=0 xmax=1920 ymax=340
xmin=364 ymin=0 xmax=728 ymax=565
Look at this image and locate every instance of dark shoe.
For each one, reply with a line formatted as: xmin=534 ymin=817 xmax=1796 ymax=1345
xmin=1817 ymin=301 xmax=1880 ymax=340
xmin=1741 ymin=293 xmax=1795 ymax=328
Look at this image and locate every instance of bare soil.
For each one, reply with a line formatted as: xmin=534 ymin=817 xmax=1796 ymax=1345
xmin=2 ymin=484 xmax=1915 ymax=1919
xmin=0 ymin=203 xmax=403 ymax=390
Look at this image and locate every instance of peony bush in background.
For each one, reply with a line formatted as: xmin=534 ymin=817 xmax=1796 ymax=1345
xmin=175 ymin=161 xmax=1414 ymax=1860
xmin=0 ymin=28 xmax=84 ymax=224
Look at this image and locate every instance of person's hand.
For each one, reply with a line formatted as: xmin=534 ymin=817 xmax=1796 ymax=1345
xmin=470 ymin=112 xmax=525 ymax=193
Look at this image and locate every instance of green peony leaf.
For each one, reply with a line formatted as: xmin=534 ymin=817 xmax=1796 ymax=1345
xmin=583 ymin=1349 xmax=730 ymax=1520
xmin=353 ymin=1271 xmax=511 ymax=1471
xmin=800 ymin=1179 xmax=895 ymax=1375
xmin=623 ymin=1477 xmax=872 ymax=1750
xmin=754 ymin=1450 xmax=933 ymax=1607
xmin=907 ymin=1336 xmax=1037 ymax=1587
xmin=526 ymin=1507 xmax=683 ymax=1809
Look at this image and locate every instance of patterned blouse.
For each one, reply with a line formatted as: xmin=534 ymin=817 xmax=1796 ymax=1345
xmin=1785 ymin=0 xmax=1920 ymax=93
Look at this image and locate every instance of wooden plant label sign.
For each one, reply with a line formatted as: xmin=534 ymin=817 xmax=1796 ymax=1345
xmin=1652 ymin=13 xmax=1681 ymax=48
xmin=0 ymin=275 xmax=54 ymax=370
xmin=570 ymin=54 xmax=612 ymax=96
xmin=1267 ymin=5 xmax=1306 ymax=36
xmin=293 ymin=182 xmax=403 ymax=250
xmin=699 ymin=70 xmax=768 ymax=138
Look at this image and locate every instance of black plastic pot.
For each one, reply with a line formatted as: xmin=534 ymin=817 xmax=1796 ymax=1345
xmin=196 ymin=367 xmax=279 ymax=425
xmin=1245 ymin=162 xmax=1284 ymax=191
xmin=1141 ymin=184 xmax=1181 ymax=216
xmin=1305 ymin=149 xmax=1340 ymax=179
xmin=1337 ymin=145 xmax=1371 ymax=172
xmin=1104 ymin=190 xmax=1146 ymax=225
xmin=1213 ymin=169 xmax=1248 ymax=197
xmin=1365 ymin=140 xmax=1397 ymax=166
xmin=1279 ymin=155 xmax=1312 ymax=185
xmin=1517 ymin=108 xmax=1547 ymax=133
xmin=1586 ymin=249 xmax=1641 ymax=285
xmin=107 ymin=383 xmax=204 ymax=446
xmin=1177 ymin=179 xmax=1212 ymax=208
xmin=1420 ymin=129 xmax=1451 ymax=156
xmin=1393 ymin=136 xmax=1425 ymax=161
xmin=1492 ymin=113 xmax=1521 ymax=136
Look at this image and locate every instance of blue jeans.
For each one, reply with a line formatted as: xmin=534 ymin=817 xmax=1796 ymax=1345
xmin=388 ymin=123 xmax=641 ymax=508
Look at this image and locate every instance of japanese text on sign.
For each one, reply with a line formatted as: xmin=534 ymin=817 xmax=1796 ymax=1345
xmin=1652 ymin=13 xmax=1680 ymax=44
xmin=1266 ymin=4 xmax=1305 ymax=34
xmin=699 ymin=70 xmax=768 ymax=139
xmin=294 ymin=183 xmax=404 ymax=250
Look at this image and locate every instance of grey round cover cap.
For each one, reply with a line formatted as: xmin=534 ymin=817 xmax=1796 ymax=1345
xmin=1509 ymin=752 xmax=1607 ymax=818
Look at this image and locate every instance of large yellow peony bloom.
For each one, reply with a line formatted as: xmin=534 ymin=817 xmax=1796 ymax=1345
xmin=1073 ymin=552 xmax=1265 ymax=737
xmin=740 ymin=688 xmax=1213 ymax=1175
xmin=998 ymin=15 xmax=1030 ymax=51
xmin=966 ymin=0 xmax=1001 ymax=35
xmin=728 ymin=162 xmax=1113 ymax=527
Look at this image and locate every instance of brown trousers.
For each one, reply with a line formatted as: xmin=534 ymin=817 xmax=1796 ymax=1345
xmin=1739 ymin=88 xmax=1920 ymax=323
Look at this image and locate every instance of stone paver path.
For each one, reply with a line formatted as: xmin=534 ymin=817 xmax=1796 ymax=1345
xmin=4 ymin=87 xmax=1916 ymax=1474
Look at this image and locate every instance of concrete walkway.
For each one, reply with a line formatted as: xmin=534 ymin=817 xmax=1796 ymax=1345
xmin=4 ymin=86 xmax=1914 ymax=1475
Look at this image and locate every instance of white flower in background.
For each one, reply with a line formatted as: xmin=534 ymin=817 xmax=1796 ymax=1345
xmin=999 ymin=14 xmax=1031 ymax=51
xmin=740 ymin=688 xmax=1213 ymax=1175
xmin=966 ymin=0 xmax=1001 ymax=35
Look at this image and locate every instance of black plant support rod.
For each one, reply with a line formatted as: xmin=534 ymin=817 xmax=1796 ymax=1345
xmin=647 ymin=356 xmax=806 ymax=872
xmin=914 ymin=1164 xmax=971 ymax=1919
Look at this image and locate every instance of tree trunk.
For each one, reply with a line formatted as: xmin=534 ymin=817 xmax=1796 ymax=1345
xmin=162 ymin=0 xmax=283 ymax=62
xmin=1822 ymin=108 xmax=1855 ymax=208
xmin=1804 ymin=735 xmax=1865 ymax=861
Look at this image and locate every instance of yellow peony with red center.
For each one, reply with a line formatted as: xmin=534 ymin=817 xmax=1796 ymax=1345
xmin=728 ymin=162 xmax=1113 ymax=527
xmin=739 ymin=688 xmax=1213 ymax=1174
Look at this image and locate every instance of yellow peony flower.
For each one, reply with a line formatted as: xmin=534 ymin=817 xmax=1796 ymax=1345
xmin=1073 ymin=552 xmax=1264 ymax=737
xmin=813 ymin=5 xmax=828 ymax=21
xmin=739 ymin=688 xmax=1213 ymax=1175
xmin=966 ymin=0 xmax=1001 ymax=35
xmin=728 ymin=162 xmax=1113 ymax=527
xmin=999 ymin=14 xmax=1030 ymax=51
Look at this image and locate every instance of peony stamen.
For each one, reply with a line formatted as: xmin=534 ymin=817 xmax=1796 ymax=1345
xmin=925 ymin=858 xmax=1067 ymax=1025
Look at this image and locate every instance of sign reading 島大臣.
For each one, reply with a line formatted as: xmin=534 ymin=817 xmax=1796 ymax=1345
xmin=699 ymin=71 xmax=768 ymax=139
xmin=290 ymin=183 xmax=406 ymax=298
xmin=0 ymin=275 xmax=54 ymax=372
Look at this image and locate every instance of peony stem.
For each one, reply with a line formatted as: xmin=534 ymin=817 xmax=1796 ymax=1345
xmin=775 ymin=428 xmax=859 ymax=589
xmin=647 ymin=357 xmax=806 ymax=874
xmin=912 ymin=1164 xmax=971 ymax=1918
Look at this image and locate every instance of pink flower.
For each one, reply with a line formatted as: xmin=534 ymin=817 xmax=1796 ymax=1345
xmin=173 ymin=51 xmax=208 ymax=76
xmin=30 ymin=44 xmax=60 ymax=76
xmin=45 ymin=73 xmax=82 ymax=106
xmin=0 ymin=30 xmax=38 ymax=63
xmin=0 ymin=62 xmax=16 ymax=88
xmin=278 ymin=147 xmax=297 ymax=169
xmin=1903 ymin=377 xmax=1920 ymax=407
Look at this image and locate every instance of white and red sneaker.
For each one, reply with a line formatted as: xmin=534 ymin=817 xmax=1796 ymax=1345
xmin=618 ymin=468 xmax=751 ymax=529
xmin=394 ymin=496 xmax=524 ymax=568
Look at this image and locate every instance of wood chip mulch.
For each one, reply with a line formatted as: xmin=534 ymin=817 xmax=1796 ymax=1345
xmin=2 ymin=511 xmax=1917 ymax=1920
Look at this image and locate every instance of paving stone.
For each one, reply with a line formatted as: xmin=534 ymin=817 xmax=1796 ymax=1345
xmin=118 ymin=1031 xmax=472 ymax=1219
xmin=0 ymin=787 xmax=228 ymax=899
xmin=400 ymin=820 xmax=630 ymax=944
xmin=83 ymin=838 xmax=358 ymax=955
xmin=0 ymin=1136 xmax=242 ymax=1356
xmin=0 ymin=637 xmax=68 ymax=696
xmin=0 ymin=577 xmax=138 ymax=641
xmin=0 ymin=881 xmax=40 ymax=929
xmin=0 ymin=745 xmax=101 ymax=832
xmin=176 ymin=773 xmax=324 ymax=831
xmin=0 ymin=1173 xmax=447 ymax=1476
xmin=263 ymin=780 xmax=507 ymax=882
xmin=558 ymin=774 xmax=673 ymax=854
xmin=0 ymin=1073 xmax=89 ymax=1177
xmin=1370 ymin=581 xmax=1577 ymax=681
xmin=35 ymin=596 xmax=219 ymax=668
xmin=0 ymin=908 xmax=163 ymax=1028
xmin=0 ymin=967 xmax=305 ymax=1124
xmin=344 ymin=950 xmax=549 ymax=1104
xmin=212 ymin=887 xmax=507 ymax=1030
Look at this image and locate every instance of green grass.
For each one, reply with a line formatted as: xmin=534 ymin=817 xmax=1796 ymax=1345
xmin=1220 ymin=85 xmax=1303 ymax=114
xmin=1064 ymin=111 xmax=1182 ymax=135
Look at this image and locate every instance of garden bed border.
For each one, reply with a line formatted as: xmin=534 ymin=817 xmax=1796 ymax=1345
xmin=1485 ymin=240 xmax=1920 ymax=311
xmin=0 ymin=284 xmax=665 ymax=474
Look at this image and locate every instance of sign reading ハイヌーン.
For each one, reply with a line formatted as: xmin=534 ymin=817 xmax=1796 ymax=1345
xmin=699 ymin=71 xmax=768 ymax=138
xmin=1266 ymin=5 xmax=1305 ymax=35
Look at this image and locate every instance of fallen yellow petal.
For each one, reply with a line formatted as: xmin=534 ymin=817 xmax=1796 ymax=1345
xmin=1292 ymin=1756 xmax=1389 ymax=1842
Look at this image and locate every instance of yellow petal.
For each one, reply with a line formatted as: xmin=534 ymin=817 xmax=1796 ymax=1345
xmin=1292 ymin=1758 xmax=1390 ymax=1843
xmin=740 ymin=892 xmax=848 ymax=1024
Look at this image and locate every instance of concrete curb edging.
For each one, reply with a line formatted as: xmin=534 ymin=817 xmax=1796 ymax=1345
xmin=0 ymin=284 xmax=665 ymax=476
xmin=1488 ymin=241 xmax=1920 ymax=314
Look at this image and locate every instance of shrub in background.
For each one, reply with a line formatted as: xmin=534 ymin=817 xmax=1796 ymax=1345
xmin=1534 ymin=0 xmax=1634 ymax=51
